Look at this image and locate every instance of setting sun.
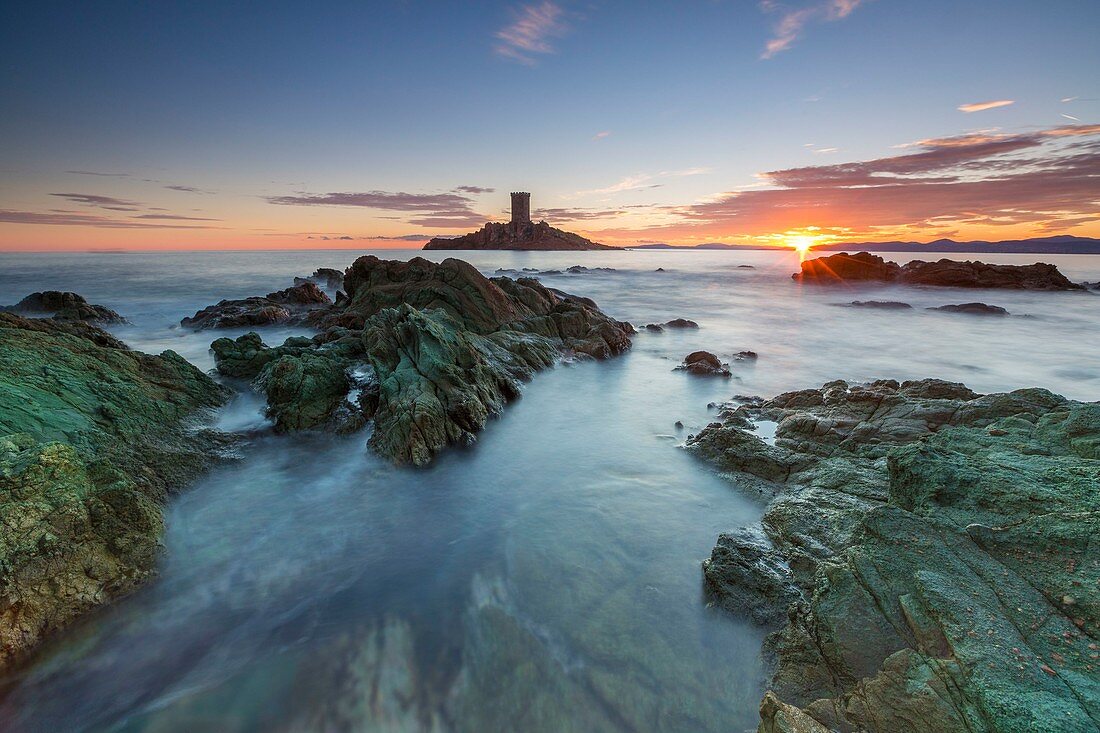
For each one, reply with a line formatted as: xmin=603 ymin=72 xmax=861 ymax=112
xmin=786 ymin=235 xmax=816 ymax=255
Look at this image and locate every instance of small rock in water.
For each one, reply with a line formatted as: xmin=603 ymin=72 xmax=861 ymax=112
xmin=674 ymin=420 xmax=684 ymax=429
xmin=644 ymin=323 xmax=665 ymax=333
xmin=677 ymin=351 xmax=731 ymax=377
xmin=655 ymin=267 xmax=666 ymax=272
xmin=845 ymin=300 xmax=913 ymax=309
xmin=928 ymin=302 xmax=1009 ymax=316
xmin=737 ymin=265 xmax=755 ymax=269
xmin=664 ymin=318 xmax=699 ymax=329
xmin=2 ymin=291 xmax=126 ymax=324
xmin=734 ymin=350 xmax=758 ymax=360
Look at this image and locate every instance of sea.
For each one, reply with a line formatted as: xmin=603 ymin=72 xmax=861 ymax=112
xmin=0 ymin=248 xmax=1097 ymax=732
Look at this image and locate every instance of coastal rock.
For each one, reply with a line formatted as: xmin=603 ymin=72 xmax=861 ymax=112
xmin=214 ymin=256 xmax=633 ymax=465
xmin=294 ymin=267 xmax=344 ymax=291
xmin=2 ymin=291 xmax=125 ymax=324
xmin=181 ymin=282 xmax=331 ymax=329
xmin=644 ymin=323 xmax=664 ymax=333
xmin=423 ymin=221 xmax=617 ymax=251
xmin=928 ymin=302 xmax=1009 ymax=316
xmin=735 ymin=350 xmax=758 ymax=360
xmin=0 ymin=313 xmax=233 ymax=670
xmin=687 ymin=378 xmax=1100 ymax=732
xmin=794 ymin=252 xmax=1083 ymax=290
xmin=676 ymin=351 xmax=730 ymax=377
xmin=664 ymin=318 xmax=699 ymax=329
xmin=845 ymin=300 xmax=912 ymax=309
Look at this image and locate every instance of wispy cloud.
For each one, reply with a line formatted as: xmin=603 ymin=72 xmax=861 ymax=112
xmin=48 ymin=192 xmax=143 ymax=211
xmin=65 ymin=170 xmax=129 ymax=177
xmin=593 ymin=131 xmax=611 ymax=141
xmin=1061 ymin=113 xmax=1082 ymax=122
xmin=760 ymin=0 xmax=867 ymax=59
xmin=574 ymin=167 xmax=710 ymax=197
xmin=454 ymin=185 xmax=495 ymax=194
xmin=533 ymin=207 xmax=625 ymax=221
xmin=164 ymin=184 xmax=215 ymax=194
xmin=0 ymin=210 xmax=219 ymax=229
xmin=958 ymin=99 xmax=1014 ymax=113
xmin=266 ymin=189 xmax=488 ymax=228
xmin=494 ymin=2 xmax=569 ymax=65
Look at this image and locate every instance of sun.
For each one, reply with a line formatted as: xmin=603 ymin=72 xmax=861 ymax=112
xmin=787 ymin=235 xmax=815 ymax=255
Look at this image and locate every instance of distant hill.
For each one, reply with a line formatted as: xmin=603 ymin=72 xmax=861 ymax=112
xmin=424 ymin=221 xmax=617 ymax=251
xmin=628 ymin=236 xmax=1100 ymax=254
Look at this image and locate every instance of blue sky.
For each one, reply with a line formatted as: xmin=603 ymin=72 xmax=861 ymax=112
xmin=1 ymin=0 xmax=1098 ymax=249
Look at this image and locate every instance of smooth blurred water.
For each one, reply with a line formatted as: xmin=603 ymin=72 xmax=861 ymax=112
xmin=0 ymin=248 xmax=1097 ymax=732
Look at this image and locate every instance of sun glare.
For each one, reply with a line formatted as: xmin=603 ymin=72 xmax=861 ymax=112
xmin=787 ymin=235 xmax=815 ymax=254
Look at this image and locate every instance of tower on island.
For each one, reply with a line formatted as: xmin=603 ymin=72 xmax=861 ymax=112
xmin=510 ymin=192 xmax=531 ymax=225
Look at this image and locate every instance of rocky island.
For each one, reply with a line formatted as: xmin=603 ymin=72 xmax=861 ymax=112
xmin=688 ymin=379 xmax=1099 ymax=732
xmin=423 ymin=192 xmax=618 ymax=251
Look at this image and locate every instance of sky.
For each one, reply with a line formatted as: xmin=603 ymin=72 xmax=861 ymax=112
xmin=1 ymin=0 xmax=1098 ymax=251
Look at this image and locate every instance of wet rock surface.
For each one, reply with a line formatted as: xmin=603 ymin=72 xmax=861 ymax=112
xmin=928 ymin=302 xmax=1009 ymax=316
xmin=687 ymin=378 xmax=1100 ymax=732
xmin=795 ymin=252 xmax=1084 ymax=290
xmin=2 ymin=291 xmax=125 ymax=324
xmin=212 ymin=256 xmax=633 ymax=465
xmin=181 ymin=282 xmax=331 ymax=329
xmin=676 ymin=351 xmax=730 ymax=377
xmin=294 ymin=267 xmax=344 ymax=291
xmin=0 ymin=313 xmax=233 ymax=670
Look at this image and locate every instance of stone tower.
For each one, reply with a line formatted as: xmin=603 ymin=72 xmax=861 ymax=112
xmin=510 ymin=192 xmax=531 ymax=225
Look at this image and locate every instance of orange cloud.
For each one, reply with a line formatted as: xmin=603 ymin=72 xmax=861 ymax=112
xmin=957 ymin=99 xmax=1014 ymax=113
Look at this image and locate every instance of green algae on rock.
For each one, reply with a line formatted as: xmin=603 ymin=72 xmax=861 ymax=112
xmin=212 ymin=256 xmax=633 ymax=466
xmin=0 ymin=312 xmax=233 ymax=671
xmin=687 ymin=378 xmax=1100 ymax=733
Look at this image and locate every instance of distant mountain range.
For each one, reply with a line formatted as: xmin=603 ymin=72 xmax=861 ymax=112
xmin=630 ymin=236 xmax=1100 ymax=254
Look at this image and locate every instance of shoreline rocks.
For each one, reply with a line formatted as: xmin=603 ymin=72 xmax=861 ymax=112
xmin=795 ymin=252 xmax=1084 ymax=290
xmin=212 ymin=256 xmax=633 ymax=465
xmin=294 ymin=267 xmax=344 ymax=291
xmin=181 ymin=282 xmax=331 ymax=329
xmin=687 ymin=378 xmax=1099 ymax=732
xmin=0 ymin=313 xmax=234 ymax=671
xmin=1 ymin=291 xmax=125 ymax=324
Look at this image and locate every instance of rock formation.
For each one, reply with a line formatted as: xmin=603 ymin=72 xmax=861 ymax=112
xmin=676 ymin=351 xmax=730 ymax=376
xmin=0 ymin=313 xmax=233 ymax=670
xmin=687 ymin=379 xmax=1099 ymax=732
xmin=181 ymin=282 xmax=331 ymax=329
xmin=928 ymin=302 xmax=1009 ymax=316
xmin=2 ymin=291 xmax=125 ymax=324
xmin=794 ymin=252 xmax=1084 ymax=290
xmin=294 ymin=267 xmax=344 ymax=291
xmin=423 ymin=220 xmax=618 ymax=251
xmin=211 ymin=256 xmax=633 ymax=465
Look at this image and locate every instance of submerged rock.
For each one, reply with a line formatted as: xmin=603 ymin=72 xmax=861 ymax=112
xmin=795 ymin=252 xmax=1084 ymax=290
xmin=294 ymin=267 xmax=344 ymax=291
xmin=664 ymin=318 xmax=699 ymax=329
xmin=212 ymin=256 xmax=633 ymax=465
xmin=844 ymin=300 xmax=913 ymax=309
xmin=181 ymin=282 xmax=331 ymax=329
xmin=676 ymin=351 xmax=730 ymax=377
xmin=0 ymin=313 xmax=233 ymax=670
xmin=687 ymin=378 xmax=1100 ymax=732
xmin=644 ymin=323 xmax=665 ymax=333
xmin=2 ymin=291 xmax=125 ymax=323
xmin=928 ymin=302 xmax=1009 ymax=316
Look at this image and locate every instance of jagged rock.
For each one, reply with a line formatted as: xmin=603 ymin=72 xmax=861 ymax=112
xmin=676 ymin=351 xmax=730 ymax=377
xmin=928 ymin=302 xmax=1009 ymax=316
xmin=795 ymin=252 xmax=1083 ymax=290
xmin=0 ymin=312 xmax=233 ymax=671
xmin=564 ymin=265 xmax=616 ymax=273
xmin=735 ymin=350 xmax=758 ymax=360
xmin=181 ymin=282 xmax=330 ymax=329
xmin=294 ymin=267 xmax=344 ymax=290
xmin=664 ymin=318 xmax=699 ymax=329
xmin=844 ymin=300 xmax=912 ymax=309
xmin=644 ymin=323 xmax=664 ymax=332
xmin=213 ymin=256 xmax=633 ymax=465
xmin=423 ymin=221 xmax=618 ymax=251
xmin=687 ymin=378 xmax=1100 ymax=732
xmin=2 ymin=291 xmax=125 ymax=323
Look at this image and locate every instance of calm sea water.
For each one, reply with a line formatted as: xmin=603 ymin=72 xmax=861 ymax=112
xmin=0 ymin=248 xmax=1097 ymax=732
